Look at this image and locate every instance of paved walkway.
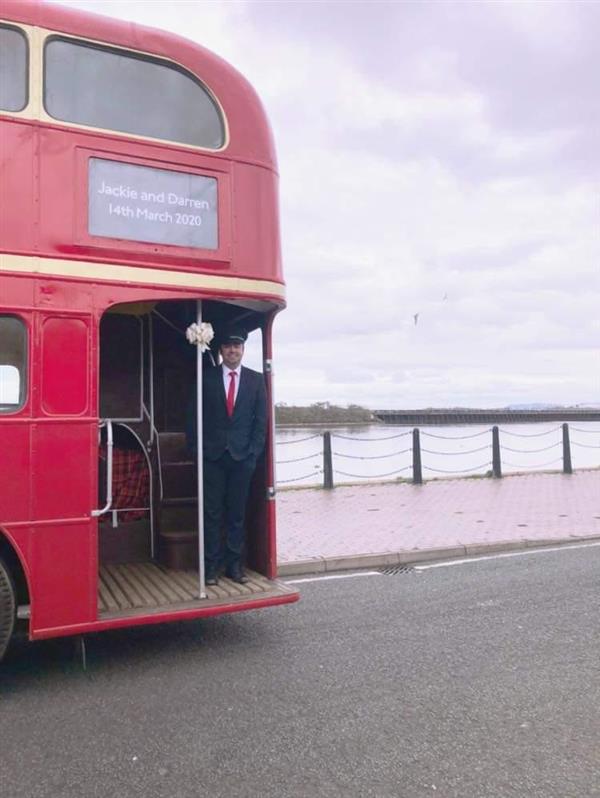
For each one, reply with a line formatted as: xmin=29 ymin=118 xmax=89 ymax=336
xmin=276 ymin=470 xmax=600 ymax=574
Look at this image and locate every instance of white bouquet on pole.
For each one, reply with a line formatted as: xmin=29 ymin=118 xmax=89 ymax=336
xmin=185 ymin=321 xmax=215 ymax=352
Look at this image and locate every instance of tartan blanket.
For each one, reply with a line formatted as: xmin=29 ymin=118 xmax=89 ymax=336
xmin=99 ymin=446 xmax=149 ymax=522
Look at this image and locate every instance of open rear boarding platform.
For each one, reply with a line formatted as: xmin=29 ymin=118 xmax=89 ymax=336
xmin=95 ymin=298 xmax=298 ymax=624
xmin=98 ymin=563 xmax=296 ymax=619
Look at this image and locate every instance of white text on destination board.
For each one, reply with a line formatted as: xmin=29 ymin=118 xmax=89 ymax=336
xmin=98 ymin=182 xmax=210 ymax=210
xmin=107 ymin=204 xmax=203 ymax=226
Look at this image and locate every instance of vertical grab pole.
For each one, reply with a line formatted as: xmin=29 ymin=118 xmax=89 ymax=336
xmin=196 ymin=301 xmax=206 ymax=598
xmin=148 ymin=314 xmax=155 ymax=447
xmin=492 ymin=426 xmax=502 ymax=478
xmin=148 ymin=315 xmax=155 ymax=559
xmin=562 ymin=423 xmax=573 ymax=474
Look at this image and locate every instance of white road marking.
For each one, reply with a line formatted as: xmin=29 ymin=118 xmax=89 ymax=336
xmin=414 ymin=540 xmax=600 ymax=570
xmin=285 ymin=571 xmax=383 ymax=584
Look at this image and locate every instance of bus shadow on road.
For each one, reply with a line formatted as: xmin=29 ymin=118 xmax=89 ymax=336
xmin=1 ymin=610 xmax=287 ymax=687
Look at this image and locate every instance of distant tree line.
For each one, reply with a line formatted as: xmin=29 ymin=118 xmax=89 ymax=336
xmin=274 ymin=402 xmax=599 ymax=426
xmin=275 ymin=402 xmax=375 ymax=426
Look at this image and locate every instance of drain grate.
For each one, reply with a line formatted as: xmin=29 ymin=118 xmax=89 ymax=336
xmin=379 ymin=565 xmax=415 ymax=575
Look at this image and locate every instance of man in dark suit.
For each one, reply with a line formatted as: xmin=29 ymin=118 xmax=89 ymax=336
xmin=199 ymin=327 xmax=267 ymax=585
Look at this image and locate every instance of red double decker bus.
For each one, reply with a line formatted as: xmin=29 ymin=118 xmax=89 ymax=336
xmin=0 ymin=0 xmax=298 ymax=662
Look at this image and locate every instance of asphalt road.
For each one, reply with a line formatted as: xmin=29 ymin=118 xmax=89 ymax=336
xmin=1 ymin=545 xmax=599 ymax=798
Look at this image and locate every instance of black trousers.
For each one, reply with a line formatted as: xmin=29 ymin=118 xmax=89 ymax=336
xmin=203 ymin=452 xmax=255 ymax=572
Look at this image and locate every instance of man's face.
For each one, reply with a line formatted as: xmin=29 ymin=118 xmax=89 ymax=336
xmin=220 ymin=341 xmax=244 ymax=370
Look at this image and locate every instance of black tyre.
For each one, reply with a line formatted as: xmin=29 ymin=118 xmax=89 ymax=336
xmin=0 ymin=556 xmax=16 ymax=663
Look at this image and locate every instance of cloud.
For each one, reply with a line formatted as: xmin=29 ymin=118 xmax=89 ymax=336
xmin=55 ymin=0 xmax=599 ymax=408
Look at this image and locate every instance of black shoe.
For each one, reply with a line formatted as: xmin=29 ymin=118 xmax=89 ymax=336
xmin=226 ymin=565 xmax=248 ymax=584
xmin=205 ymin=569 xmax=219 ymax=586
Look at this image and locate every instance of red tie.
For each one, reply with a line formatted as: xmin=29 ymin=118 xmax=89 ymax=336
xmin=226 ymin=371 xmax=236 ymax=417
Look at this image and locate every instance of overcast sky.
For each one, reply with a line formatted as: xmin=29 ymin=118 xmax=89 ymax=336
xmin=59 ymin=0 xmax=598 ymax=409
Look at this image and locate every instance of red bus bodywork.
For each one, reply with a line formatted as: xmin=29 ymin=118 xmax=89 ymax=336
xmin=0 ymin=0 xmax=297 ymax=650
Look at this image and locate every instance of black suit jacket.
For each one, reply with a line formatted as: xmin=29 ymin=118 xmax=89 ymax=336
xmin=200 ymin=365 xmax=267 ymax=463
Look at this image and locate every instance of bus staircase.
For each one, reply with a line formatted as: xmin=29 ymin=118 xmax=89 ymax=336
xmin=157 ymin=431 xmax=199 ymax=571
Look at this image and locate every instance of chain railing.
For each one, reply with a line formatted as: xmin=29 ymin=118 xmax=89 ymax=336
xmin=275 ymin=422 xmax=600 ymax=489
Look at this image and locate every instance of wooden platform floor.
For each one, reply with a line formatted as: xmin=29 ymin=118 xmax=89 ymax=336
xmin=98 ymin=562 xmax=294 ymax=617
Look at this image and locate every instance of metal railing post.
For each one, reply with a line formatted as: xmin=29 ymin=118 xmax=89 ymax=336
xmin=323 ymin=431 xmax=334 ymax=489
xmin=412 ymin=428 xmax=422 ymax=484
xmin=562 ymin=423 xmax=573 ymax=474
xmin=492 ymin=425 xmax=502 ymax=478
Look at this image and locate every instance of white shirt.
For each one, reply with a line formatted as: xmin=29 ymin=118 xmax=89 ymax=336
xmin=222 ymin=366 xmax=240 ymax=404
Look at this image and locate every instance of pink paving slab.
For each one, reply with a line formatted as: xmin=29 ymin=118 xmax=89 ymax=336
xmin=277 ymin=470 xmax=600 ymax=564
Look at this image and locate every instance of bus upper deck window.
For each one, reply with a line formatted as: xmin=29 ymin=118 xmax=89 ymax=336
xmin=0 ymin=316 xmax=27 ymax=412
xmin=44 ymin=38 xmax=225 ymax=149
xmin=0 ymin=26 xmax=28 ymax=112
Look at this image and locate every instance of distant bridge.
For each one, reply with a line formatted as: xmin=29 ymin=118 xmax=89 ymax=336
xmin=374 ymin=409 xmax=600 ymax=425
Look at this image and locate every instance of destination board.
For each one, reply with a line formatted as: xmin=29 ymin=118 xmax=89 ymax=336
xmin=88 ymin=158 xmax=218 ymax=249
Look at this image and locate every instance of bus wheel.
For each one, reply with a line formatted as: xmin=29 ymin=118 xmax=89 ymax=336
xmin=0 ymin=557 xmax=16 ymax=663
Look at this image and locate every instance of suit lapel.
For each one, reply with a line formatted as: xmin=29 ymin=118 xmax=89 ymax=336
xmin=213 ymin=364 xmax=228 ymax=415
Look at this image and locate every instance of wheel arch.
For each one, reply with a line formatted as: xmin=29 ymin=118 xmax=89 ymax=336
xmin=0 ymin=528 xmax=31 ymax=609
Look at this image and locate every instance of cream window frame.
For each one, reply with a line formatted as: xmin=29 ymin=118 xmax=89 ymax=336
xmin=0 ymin=22 xmax=38 ymax=120
xmin=0 ymin=20 xmax=230 ymax=151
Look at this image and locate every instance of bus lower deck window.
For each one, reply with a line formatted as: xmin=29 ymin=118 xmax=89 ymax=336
xmin=0 ymin=316 xmax=27 ymax=411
